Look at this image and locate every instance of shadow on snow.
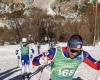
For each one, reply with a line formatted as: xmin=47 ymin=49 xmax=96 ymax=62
xmin=0 ymin=66 xmax=21 ymax=80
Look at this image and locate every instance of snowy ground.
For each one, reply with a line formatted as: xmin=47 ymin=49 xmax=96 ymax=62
xmin=0 ymin=43 xmax=100 ymax=80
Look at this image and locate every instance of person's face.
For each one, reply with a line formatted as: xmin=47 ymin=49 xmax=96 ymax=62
xmin=68 ymin=47 xmax=81 ymax=59
xmin=22 ymin=42 xmax=27 ymax=46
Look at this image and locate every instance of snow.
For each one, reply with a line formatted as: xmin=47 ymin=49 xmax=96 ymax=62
xmin=0 ymin=43 xmax=100 ymax=80
xmin=34 ymin=0 xmax=56 ymax=16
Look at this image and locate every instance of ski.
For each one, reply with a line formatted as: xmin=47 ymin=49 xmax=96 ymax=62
xmin=29 ymin=63 xmax=51 ymax=78
xmin=22 ymin=73 xmax=30 ymax=80
xmin=22 ymin=76 xmax=30 ymax=80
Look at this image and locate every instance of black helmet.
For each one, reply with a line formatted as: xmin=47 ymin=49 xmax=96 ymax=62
xmin=68 ymin=35 xmax=83 ymax=48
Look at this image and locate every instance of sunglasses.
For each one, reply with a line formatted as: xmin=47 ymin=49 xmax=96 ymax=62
xmin=70 ymin=49 xmax=81 ymax=53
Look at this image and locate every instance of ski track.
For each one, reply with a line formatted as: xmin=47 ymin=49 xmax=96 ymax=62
xmin=0 ymin=43 xmax=100 ymax=80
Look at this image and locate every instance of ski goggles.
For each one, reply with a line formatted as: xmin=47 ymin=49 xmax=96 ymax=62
xmin=70 ymin=49 xmax=81 ymax=53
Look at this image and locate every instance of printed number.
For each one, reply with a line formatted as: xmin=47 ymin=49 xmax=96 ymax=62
xmin=58 ymin=69 xmax=74 ymax=76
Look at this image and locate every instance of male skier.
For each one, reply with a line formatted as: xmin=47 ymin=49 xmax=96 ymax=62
xmin=32 ymin=35 xmax=100 ymax=80
xmin=16 ymin=37 xmax=34 ymax=79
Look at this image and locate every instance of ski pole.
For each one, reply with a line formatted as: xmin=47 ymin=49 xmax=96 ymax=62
xmin=95 ymin=70 xmax=99 ymax=80
xmin=38 ymin=65 xmax=44 ymax=80
xmin=95 ymin=60 xmax=100 ymax=80
xmin=17 ymin=56 xmax=20 ymax=67
xmin=29 ymin=63 xmax=51 ymax=78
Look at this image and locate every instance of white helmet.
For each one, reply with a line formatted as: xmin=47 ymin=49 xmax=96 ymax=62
xmin=22 ymin=38 xmax=27 ymax=43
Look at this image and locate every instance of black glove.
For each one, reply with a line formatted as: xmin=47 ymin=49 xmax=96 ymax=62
xmin=16 ymin=52 xmax=18 ymax=55
xmin=97 ymin=60 xmax=100 ymax=64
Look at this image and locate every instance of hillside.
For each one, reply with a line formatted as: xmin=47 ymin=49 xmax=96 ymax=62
xmin=0 ymin=0 xmax=100 ymax=45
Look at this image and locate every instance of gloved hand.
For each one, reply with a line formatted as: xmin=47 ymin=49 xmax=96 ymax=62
xmin=97 ymin=60 xmax=100 ymax=64
xmin=39 ymin=56 xmax=48 ymax=65
xmin=16 ymin=52 xmax=18 ymax=55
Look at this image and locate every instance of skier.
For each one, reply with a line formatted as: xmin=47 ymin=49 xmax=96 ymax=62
xmin=37 ymin=42 xmax=41 ymax=55
xmin=32 ymin=51 xmax=49 ymax=80
xmin=16 ymin=37 xmax=34 ymax=79
xmin=32 ymin=35 xmax=100 ymax=80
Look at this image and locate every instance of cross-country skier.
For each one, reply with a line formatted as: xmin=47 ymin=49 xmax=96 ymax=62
xmin=32 ymin=35 xmax=100 ymax=80
xmin=32 ymin=51 xmax=49 ymax=80
xmin=37 ymin=42 xmax=41 ymax=55
xmin=16 ymin=37 xmax=34 ymax=79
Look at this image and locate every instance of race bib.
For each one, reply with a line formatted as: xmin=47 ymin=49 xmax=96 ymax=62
xmin=57 ymin=69 xmax=74 ymax=77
